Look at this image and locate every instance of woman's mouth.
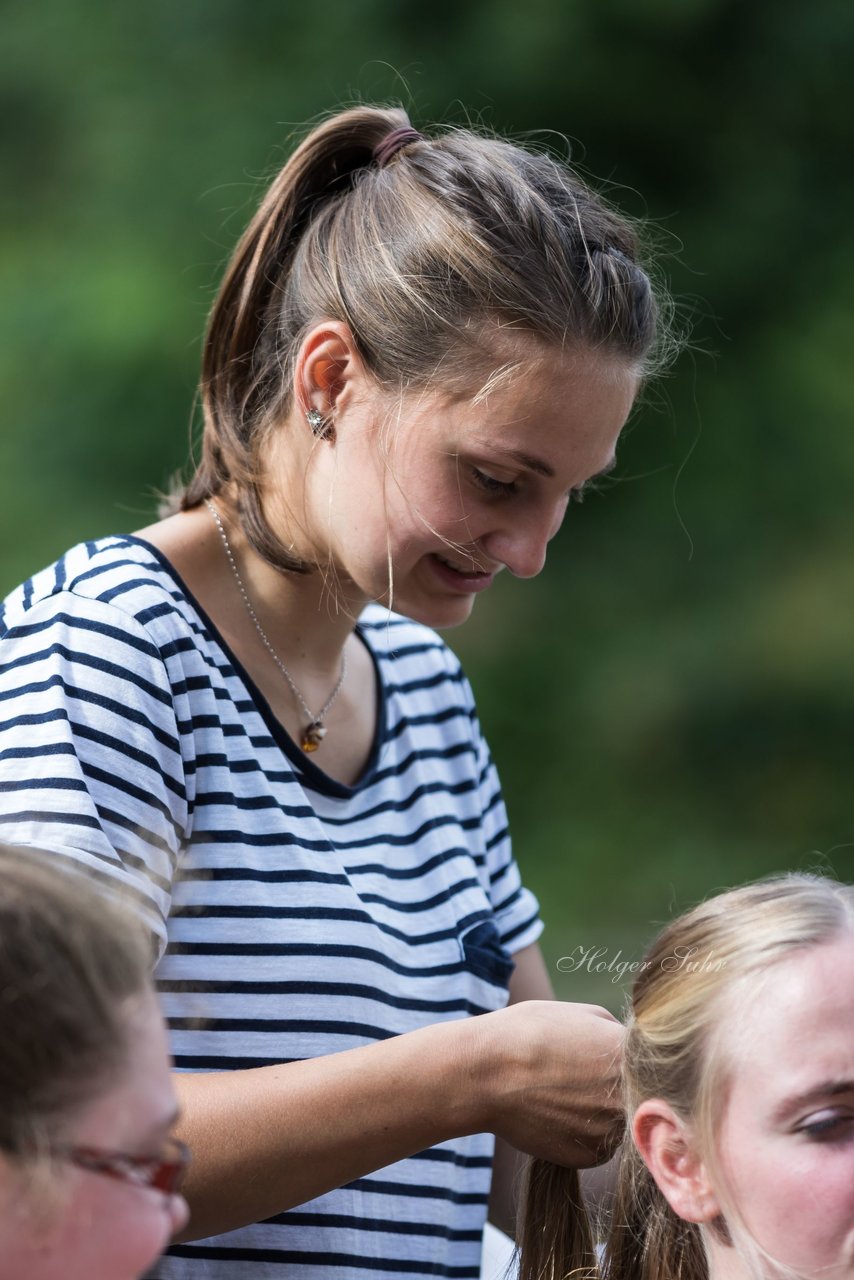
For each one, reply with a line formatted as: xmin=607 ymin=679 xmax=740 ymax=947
xmin=427 ymin=553 xmax=497 ymax=593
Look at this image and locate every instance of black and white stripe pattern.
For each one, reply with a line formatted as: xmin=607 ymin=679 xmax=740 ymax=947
xmin=0 ymin=536 xmax=541 ymax=1279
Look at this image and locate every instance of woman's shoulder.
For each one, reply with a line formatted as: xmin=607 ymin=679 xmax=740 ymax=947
xmin=0 ymin=534 xmax=198 ymax=651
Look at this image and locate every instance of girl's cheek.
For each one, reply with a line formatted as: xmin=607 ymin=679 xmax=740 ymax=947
xmin=120 ymin=1194 xmax=188 ymax=1276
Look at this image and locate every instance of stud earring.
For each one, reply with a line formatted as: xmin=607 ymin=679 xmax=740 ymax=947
xmin=306 ymin=408 xmax=333 ymax=441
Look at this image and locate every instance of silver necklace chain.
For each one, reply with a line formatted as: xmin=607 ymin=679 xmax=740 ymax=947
xmin=205 ymin=500 xmax=346 ymax=752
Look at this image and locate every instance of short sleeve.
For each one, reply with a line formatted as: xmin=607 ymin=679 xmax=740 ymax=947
xmin=467 ymin=683 xmax=543 ymax=956
xmin=0 ymin=591 xmax=190 ymax=953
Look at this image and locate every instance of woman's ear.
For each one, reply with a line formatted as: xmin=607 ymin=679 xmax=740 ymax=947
xmin=632 ymin=1099 xmax=722 ymax=1224
xmin=294 ymin=320 xmax=368 ymax=424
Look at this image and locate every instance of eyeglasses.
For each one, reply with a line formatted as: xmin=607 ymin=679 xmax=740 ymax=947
xmin=59 ymin=1135 xmax=191 ymax=1195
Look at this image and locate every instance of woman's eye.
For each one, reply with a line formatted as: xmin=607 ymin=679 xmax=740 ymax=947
xmin=470 ymin=467 xmax=518 ymax=496
xmin=799 ymin=1112 xmax=853 ymax=1141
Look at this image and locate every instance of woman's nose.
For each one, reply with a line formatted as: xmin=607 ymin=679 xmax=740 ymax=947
xmin=482 ymin=502 xmax=566 ymax=579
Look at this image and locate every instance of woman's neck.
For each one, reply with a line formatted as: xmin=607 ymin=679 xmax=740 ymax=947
xmin=134 ymin=502 xmax=381 ymax=783
xmin=137 ymin=501 xmax=365 ymax=676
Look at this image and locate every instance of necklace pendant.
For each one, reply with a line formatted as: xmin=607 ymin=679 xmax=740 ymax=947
xmin=205 ymin=503 xmax=347 ymax=750
xmin=301 ymin=721 xmax=327 ymax=753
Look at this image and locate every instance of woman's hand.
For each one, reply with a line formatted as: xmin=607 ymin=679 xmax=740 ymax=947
xmin=469 ymin=999 xmax=625 ymax=1167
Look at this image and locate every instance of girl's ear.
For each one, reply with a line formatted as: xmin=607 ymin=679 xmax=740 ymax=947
xmin=294 ymin=320 xmax=368 ymax=423
xmin=632 ymin=1099 xmax=722 ymax=1224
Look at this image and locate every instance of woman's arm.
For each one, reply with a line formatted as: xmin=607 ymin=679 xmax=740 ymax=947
xmin=174 ymin=992 xmax=623 ymax=1242
xmin=173 ymin=1015 xmax=471 ymax=1242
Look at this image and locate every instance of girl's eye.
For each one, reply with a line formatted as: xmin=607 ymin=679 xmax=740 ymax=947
xmin=799 ymin=1113 xmax=853 ymax=1142
xmin=470 ymin=467 xmax=518 ymax=496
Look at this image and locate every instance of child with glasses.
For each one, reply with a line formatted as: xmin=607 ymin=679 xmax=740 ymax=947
xmin=0 ymin=844 xmax=189 ymax=1280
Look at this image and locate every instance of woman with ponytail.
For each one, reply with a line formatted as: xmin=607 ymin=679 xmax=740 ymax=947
xmin=518 ymin=873 xmax=854 ymax=1280
xmin=0 ymin=104 xmax=671 ymax=1278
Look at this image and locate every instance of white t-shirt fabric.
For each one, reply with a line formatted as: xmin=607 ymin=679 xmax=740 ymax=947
xmin=479 ymin=1224 xmax=519 ymax=1280
xmin=0 ymin=535 xmax=542 ymax=1279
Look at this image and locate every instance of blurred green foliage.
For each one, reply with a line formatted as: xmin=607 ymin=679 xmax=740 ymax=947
xmin=3 ymin=0 xmax=852 ymax=1007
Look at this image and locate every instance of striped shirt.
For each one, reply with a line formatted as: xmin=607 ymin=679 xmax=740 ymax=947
xmin=0 ymin=535 xmax=541 ymax=1280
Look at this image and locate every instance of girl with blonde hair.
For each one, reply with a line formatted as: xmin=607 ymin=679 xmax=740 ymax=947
xmin=518 ymin=873 xmax=854 ymax=1280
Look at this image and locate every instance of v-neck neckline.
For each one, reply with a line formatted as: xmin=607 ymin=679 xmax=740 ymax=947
xmin=118 ymin=534 xmax=387 ymax=799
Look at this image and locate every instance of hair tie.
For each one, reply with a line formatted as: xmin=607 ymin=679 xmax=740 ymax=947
xmin=373 ymin=126 xmax=424 ymax=169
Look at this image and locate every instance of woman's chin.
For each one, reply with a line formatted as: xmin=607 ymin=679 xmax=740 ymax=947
xmin=358 ymin=559 xmax=482 ymax=629
xmin=390 ymin=591 xmax=477 ymax=630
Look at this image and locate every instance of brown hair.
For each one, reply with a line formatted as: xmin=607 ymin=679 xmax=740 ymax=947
xmin=517 ymin=873 xmax=854 ymax=1280
xmin=516 ymin=1158 xmax=598 ymax=1280
xmin=0 ymin=844 xmax=153 ymax=1161
xmin=173 ymin=104 xmax=673 ymax=573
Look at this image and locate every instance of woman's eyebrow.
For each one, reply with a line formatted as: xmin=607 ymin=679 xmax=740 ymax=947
xmin=771 ymin=1079 xmax=854 ymax=1123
